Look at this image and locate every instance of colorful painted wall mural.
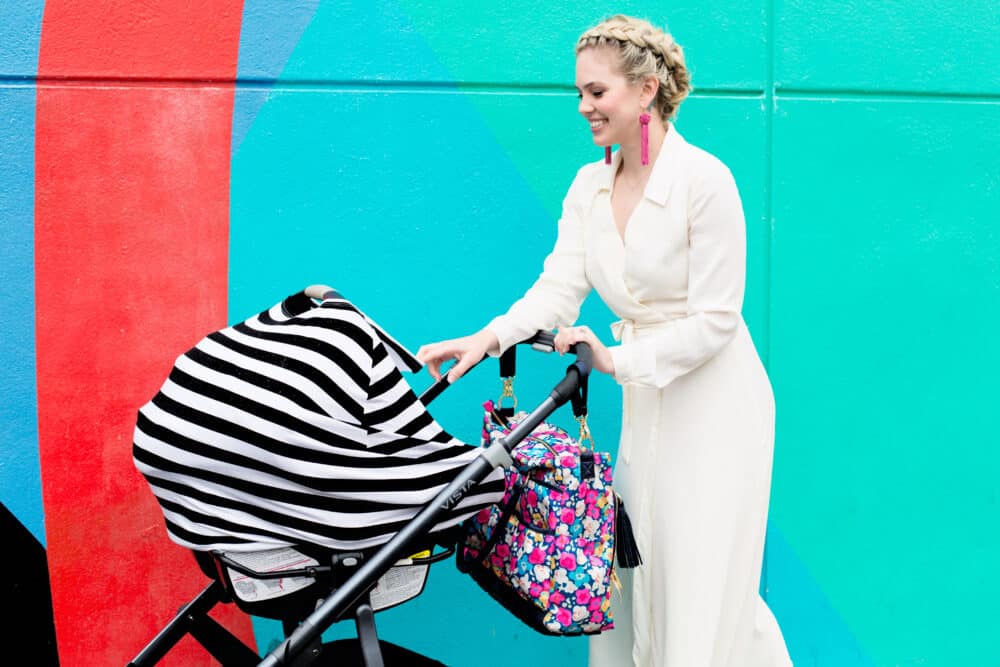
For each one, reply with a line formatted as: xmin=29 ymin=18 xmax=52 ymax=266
xmin=1 ymin=1 xmax=998 ymax=665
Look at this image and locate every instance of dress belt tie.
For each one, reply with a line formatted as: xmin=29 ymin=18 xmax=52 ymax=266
xmin=610 ymin=317 xmax=671 ymax=464
xmin=610 ymin=318 xmax=629 ymax=343
xmin=611 ymin=316 xmax=680 ymax=342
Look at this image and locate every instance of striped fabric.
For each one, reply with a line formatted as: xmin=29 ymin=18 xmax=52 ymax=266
xmin=133 ymin=289 xmax=505 ymax=552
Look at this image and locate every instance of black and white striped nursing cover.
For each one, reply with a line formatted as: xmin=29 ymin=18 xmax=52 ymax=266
xmin=133 ymin=288 xmax=505 ymax=553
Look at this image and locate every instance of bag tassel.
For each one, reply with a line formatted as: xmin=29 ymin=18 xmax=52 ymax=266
xmin=615 ymin=495 xmax=642 ymax=568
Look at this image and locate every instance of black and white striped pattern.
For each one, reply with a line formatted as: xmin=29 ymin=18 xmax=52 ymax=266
xmin=134 ymin=290 xmax=505 ymax=552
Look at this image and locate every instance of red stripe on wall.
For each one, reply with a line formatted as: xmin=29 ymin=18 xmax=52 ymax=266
xmin=35 ymin=3 xmax=249 ymax=664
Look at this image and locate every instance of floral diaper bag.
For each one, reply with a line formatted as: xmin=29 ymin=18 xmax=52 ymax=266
xmin=456 ymin=401 xmax=640 ymax=636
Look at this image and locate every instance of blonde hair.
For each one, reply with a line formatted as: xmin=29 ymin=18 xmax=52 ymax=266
xmin=575 ymin=15 xmax=691 ymax=122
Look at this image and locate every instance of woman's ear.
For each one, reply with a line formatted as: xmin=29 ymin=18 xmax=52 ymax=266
xmin=641 ymin=75 xmax=659 ymax=108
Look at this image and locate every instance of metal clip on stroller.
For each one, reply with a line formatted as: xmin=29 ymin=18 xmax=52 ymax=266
xmin=127 ymin=285 xmax=593 ymax=667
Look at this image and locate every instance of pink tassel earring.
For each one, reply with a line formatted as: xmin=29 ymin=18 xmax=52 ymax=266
xmin=604 ymin=146 xmax=612 ymax=164
xmin=639 ymin=113 xmax=651 ymax=166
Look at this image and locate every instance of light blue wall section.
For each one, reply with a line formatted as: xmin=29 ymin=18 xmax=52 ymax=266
xmin=0 ymin=2 xmax=46 ymax=76
xmin=232 ymin=0 xmax=320 ymax=155
xmin=0 ymin=1 xmax=45 ymax=544
xmin=765 ymin=524 xmax=875 ymax=667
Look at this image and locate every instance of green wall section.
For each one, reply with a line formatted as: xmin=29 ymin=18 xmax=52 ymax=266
xmin=228 ymin=1 xmax=1000 ymax=665
xmin=769 ymin=99 xmax=1000 ymax=665
xmin=775 ymin=0 xmax=1000 ymax=95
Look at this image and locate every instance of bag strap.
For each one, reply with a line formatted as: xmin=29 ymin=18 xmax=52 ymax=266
xmin=499 ymin=345 xmax=516 ymax=379
xmin=569 ymin=363 xmax=594 ymax=452
xmin=498 ymin=341 xmax=594 ymax=449
xmin=496 ymin=346 xmax=518 ymax=419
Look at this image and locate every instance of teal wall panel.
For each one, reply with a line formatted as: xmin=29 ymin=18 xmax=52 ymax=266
xmin=278 ymin=0 xmax=452 ymax=82
xmin=677 ymin=96 xmax=770 ymax=353
xmin=776 ymin=0 xmax=1000 ymax=94
xmin=395 ymin=0 xmax=766 ymax=89
xmin=768 ymin=98 xmax=1000 ymax=665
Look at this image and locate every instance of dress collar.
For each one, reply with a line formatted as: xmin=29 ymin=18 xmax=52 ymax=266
xmin=595 ymin=121 xmax=684 ymax=206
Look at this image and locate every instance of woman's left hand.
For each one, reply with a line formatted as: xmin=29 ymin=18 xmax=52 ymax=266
xmin=554 ymin=325 xmax=615 ymax=376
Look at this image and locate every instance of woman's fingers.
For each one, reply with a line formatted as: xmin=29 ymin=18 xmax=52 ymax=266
xmin=418 ymin=329 xmax=494 ymax=383
xmin=447 ymin=353 xmax=475 ymax=383
xmin=417 ymin=342 xmax=452 ymax=381
xmin=555 ymin=325 xmax=595 ymax=353
xmin=447 ymin=338 xmax=485 ymax=382
xmin=553 ymin=326 xmax=613 ymax=374
xmin=418 ymin=339 xmax=474 ymax=382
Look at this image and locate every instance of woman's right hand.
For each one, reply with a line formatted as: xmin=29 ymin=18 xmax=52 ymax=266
xmin=416 ymin=329 xmax=499 ymax=383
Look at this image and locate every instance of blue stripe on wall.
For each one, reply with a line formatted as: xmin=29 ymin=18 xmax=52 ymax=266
xmin=0 ymin=2 xmax=46 ymax=75
xmin=765 ymin=524 xmax=875 ymax=666
xmin=0 ymin=1 xmax=46 ymax=544
xmin=232 ymin=0 xmax=320 ymax=156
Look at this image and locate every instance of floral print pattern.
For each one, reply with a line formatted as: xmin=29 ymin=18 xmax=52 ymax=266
xmin=459 ymin=401 xmax=617 ymax=635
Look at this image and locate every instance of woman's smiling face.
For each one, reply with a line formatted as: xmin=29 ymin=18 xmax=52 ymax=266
xmin=575 ymin=46 xmax=643 ymax=148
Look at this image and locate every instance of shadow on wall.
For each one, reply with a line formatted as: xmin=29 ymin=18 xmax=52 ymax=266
xmin=2 ymin=501 xmax=59 ymax=665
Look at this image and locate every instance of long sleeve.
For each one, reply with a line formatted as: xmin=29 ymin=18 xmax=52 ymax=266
xmin=486 ymin=170 xmax=593 ymax=353
xmin=610 ymin=163 xmax=746 ymax=388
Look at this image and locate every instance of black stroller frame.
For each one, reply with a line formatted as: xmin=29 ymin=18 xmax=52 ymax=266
xmin=127 ymin=302 xmax=593 ymax=667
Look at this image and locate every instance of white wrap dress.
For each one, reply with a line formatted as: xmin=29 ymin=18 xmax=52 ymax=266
xmin=485 ymin=126 xmax=792 ymax=667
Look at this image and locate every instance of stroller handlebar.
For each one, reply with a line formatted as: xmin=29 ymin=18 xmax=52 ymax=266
xmin=521 ymin=330 xmax=593 ymax=378
xmin=304 ymin=284 xmax=335 ymax=299
xmin=418 ymin=331 xmax=591 ymax=407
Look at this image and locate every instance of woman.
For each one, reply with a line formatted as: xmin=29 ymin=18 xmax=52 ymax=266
xmin=417 ymin=14 xmax=792 ymax=667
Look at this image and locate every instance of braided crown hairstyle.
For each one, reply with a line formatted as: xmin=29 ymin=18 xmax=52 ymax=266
xmin=575 ymin=15 xmax=691 ymax=122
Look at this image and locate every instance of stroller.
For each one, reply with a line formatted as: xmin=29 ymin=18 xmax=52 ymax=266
xmin=127 ymin=285 xmax=594 ymax=666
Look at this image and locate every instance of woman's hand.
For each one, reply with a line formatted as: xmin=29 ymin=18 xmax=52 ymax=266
xmin=417 ymin=329 xmax=499 ymax=382
xmin=554 ymin=325 xmax=615 ymax=376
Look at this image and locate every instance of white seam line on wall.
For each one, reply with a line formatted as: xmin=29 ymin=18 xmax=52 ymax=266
xmin=764 ymin=0 xmax=776 ymax=373
xmin=762 ymin=0 xmax=776 ymax=603
xmin=12 ymin=79 xmax=1000 ymax=104
xmin=9 ymin=77 xmax=771 ymax=96
xmin=776 ymin=88 xmax=1000 ymax=103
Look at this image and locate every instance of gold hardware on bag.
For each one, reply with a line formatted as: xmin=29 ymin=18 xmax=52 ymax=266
xmin=576 ymin=414 xmax=595 ymax=450
xmin=498 ymin=377 xmax=517 ymax=412
xmin=611 ymin=569 xmax=623 ymax=599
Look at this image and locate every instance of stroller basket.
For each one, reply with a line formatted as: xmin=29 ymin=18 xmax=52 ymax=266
xmin=128 ymin=286 xmax=593 ymax=666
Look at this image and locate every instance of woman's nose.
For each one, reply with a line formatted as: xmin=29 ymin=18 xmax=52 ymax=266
xmin=578 ymin=98 xmax=592 ymax=115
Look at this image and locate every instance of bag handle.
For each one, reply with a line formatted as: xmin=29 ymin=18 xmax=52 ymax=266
xmin=497 ymin=346 xmax=518 ymax=416
xmin=498 ymin=336 xmax=593 ymax=447
xmin=497 ymin=338 xmax=590 ymax=418
xmin=569 ymin=369 xmax=592 ymax=450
